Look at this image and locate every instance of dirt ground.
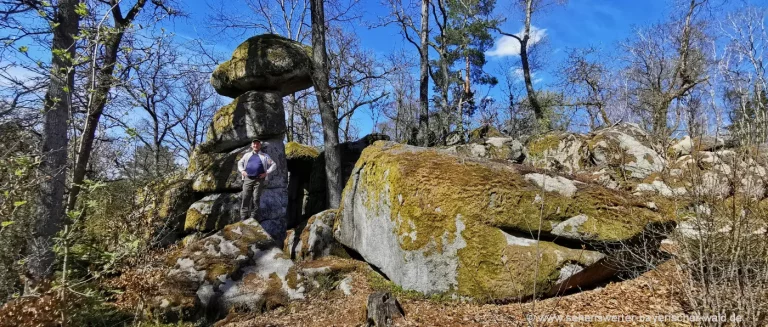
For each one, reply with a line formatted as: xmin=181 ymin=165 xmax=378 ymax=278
xmin=218 ymin=258 xmax=691 ymax=327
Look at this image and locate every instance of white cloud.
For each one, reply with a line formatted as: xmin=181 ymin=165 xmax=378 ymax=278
xmin=0 ymin=63 xmax=41 ymax=88
xmin=486 ymin=26 xmax=547 ymax=57
xmin=510 ymin=68 xmax=543 ymax=85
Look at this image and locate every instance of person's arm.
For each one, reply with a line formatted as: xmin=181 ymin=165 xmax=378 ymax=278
xmin=264 ymin=154 xmax=277 ymax=175
xmin=238 ymin=153 xmax=248 ymax=175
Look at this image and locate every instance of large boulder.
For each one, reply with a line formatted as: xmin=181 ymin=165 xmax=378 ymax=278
xmin=283 ymin=209 xmax=343 ymax=261
xmin=184 ymin=189 xmax=288 ymax=242
xmin=335 ymin=141 xmax=673 ymax=300
xmin=210 ymin=34 xmax=313 ymax=98
xmin=199 ymin=91 xmax=286 ymax=153
xmin=135 ymin=178 xmax=199 ymax=246
xmin=188 ymin=140 xmax=288 ymax=193
xmin=155 ymin=219 xmax=303 ymax=320
xmin=306 ymin=134 xmax=390 ymax=215
xmin=526 ymin=123 xmax=666 ymax=189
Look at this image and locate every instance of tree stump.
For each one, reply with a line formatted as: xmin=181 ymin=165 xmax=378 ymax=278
xmin=365 ymin=292 xmax=404 ymax=327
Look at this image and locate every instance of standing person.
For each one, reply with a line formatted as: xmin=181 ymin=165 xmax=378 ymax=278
xmin=238 ymin=139 xmax=277 ymax=221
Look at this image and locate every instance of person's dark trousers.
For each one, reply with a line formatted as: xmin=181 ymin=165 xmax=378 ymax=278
xmin=240 ymin=175 xmax=265 ymax=220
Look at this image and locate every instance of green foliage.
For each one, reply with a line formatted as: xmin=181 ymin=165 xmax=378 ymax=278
xmin=0 ymin=123 xmax=40 ymax=303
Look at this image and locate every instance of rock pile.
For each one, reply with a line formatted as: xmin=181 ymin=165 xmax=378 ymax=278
xmin=184 ymin=34 xmax=314 ymax=243
xmin=150 ymin=34 xmax=315 ymax=319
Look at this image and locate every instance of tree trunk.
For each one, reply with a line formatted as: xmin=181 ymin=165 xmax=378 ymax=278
xmin=310 ymin=0 xmax=342 ymax=208
xmin=287 ymin=93 xmax=296 ymax=142
xmin=521 ymin=0 xmax=543 ymax=125
xmin=417 ymin=0 xmax=429 ymax=146
xmin=29 ymin=0 xmax=80 ymax=288
xmin=68 ymin=0 xmax=149 ymax=211
xmin=520 ymin=40 xmax=543 ymax=122
xmin=68 ymin=35 xmax=124 ymax=211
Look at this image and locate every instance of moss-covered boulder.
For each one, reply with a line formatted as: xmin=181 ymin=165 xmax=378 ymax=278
xmin=306 ymin=134 xmax=390 ymax=215
xmin=155 ymin=219 xmax=303 ymax=320
xmin=526 ymin=123 xmax=666 ymax=189
xmin=286 ymin=142 xmax=320 ymax=228
xmin=199 ymin=91 xmax=286 ymax=153
xmin=184 ymin=189 xmax=288 ymax=240
xmin=334 ymin=141 xmax=674 ymax=300
xmin=284 ymin=209 xmax=344 ymax=261
xmin=188 ymin=140 xmax=288 ymax=193
xmin=444 ymin=137 xmax=525 ymax=162
xmin=211 ymin=34 xmax=313 ymax=98
xmin=134 ymin=178 xmax=199 ymax=246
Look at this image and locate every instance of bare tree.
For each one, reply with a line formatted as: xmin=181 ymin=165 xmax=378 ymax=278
xmin=380 ymin=0 xmax=430 ymax=145
xmin=113 ymin=33 xmax=186 ymax=177
xmin=68 ymin=0 xmax=175 ymax=211
xmin=327 ymin=27 xmax=391 ymax=142
xmin=560 ymin=47 xmax=614 ymax=130
xmin=167 ymin=69 xmax=221 ymax=162
xmin=720 ymin=5 xmax=768 ymax=145
xmin=622 ymin=0 xmax=710 ymax=139
xmin=495 ymin=0 xmax=562 ymax=127
xmin=310 ymin=0 xmax=342 ymax=208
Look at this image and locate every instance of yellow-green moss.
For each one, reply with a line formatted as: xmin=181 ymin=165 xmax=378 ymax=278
xmin=286 ymin=141 xmax=320 ymax=160
xmin=183 ymin=208 xmax=205 ymax=232
xmin=286 ymin=266 xmax=299 ymax=289
xmin=527 ymin=134 xmax=562 ymax=158
xmin=205 ymin=262 xmax=236 ymax=282
xmin=206 ymin=100 xmax=238 ymax=142
xmin=346 ymin=142 xmax=677 ymax=299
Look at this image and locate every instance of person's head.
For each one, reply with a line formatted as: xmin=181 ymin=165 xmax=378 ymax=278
xmin=251 ymin=139 xmax=262 ymax=152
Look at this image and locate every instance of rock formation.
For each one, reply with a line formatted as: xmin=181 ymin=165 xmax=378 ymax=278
xmin=150 ymin=34 xmax=316 ymax=319
xmin=185 ymin=34 xmax=314 ymax=243
xmin=334 ymin=140 xmax=676 ymax=300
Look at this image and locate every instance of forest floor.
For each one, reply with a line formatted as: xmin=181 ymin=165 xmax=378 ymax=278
xmin=215 ymin=257 xmax=691 ymax=327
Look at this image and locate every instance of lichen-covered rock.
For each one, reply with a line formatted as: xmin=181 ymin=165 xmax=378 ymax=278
xmin=306 ymin=134 xmax=390 ymax=215
xmin=188 ymin=140 xmax=288 ymax=192
xmin=526 ymin=132 xmax=587 ymax=174
xmin=334 ymin=141 xmax=673 ymax=300
xmin=642 ymin=149 xmax=768 ymax=200
xmin=135 ymin=178 xmax=199 ymax=246
xmin=468 ymin=124 xmax=504 ymax=143
xmin=669 ymin=135 xmax=724 ymax=156
xmin=284 ymin=209 xmax=342 ymax=260
xmin=184 ymin=189 xmax=288 ymax=240
xmin=444 ymin=131 xmax=464 ymax=146
xmin=526 ymin=123 xmax=666 ymax=188
xmin=444 ymin=137 xmax=526 ymax=162
xmin=588 ymin=123 xmax=665 ymax=179
xmin=200 ymin=91 xmax=286 ymax=153
xmin=211 ymin=34 xmax=313 ymax=98
xmin=155 ymin=219 xmax=303 ymax=320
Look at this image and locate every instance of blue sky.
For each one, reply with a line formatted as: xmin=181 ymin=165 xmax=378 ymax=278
xmin=165 ymin=0 xmax=677 ymax=137
xmin=0 ymin=0 xmax=747 ymax=139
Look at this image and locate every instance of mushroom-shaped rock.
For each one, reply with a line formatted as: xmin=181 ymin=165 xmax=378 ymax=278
xmin=199 ymin=91 xmax=286 ymax=153
xmin=211 ymin=34 xmax=313 ymax=98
